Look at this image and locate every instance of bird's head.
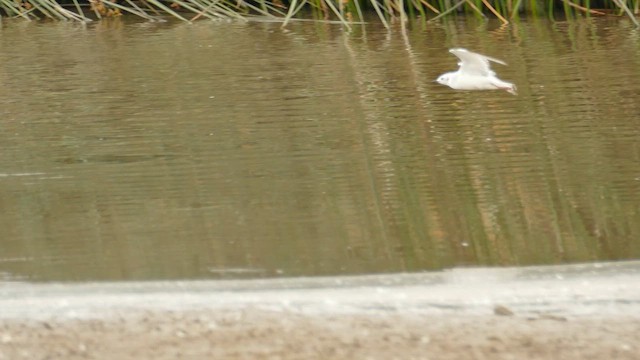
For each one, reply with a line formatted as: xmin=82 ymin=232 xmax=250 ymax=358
xmin=436 ymin=74 xmax=450 ymax=86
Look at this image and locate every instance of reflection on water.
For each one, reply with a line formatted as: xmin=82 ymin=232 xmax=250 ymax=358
xmin=0 ymin=17 xmax=638 ymax=281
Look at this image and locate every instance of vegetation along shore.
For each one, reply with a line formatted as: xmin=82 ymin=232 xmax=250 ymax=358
xmin=0 ymin=0 xmax=638 ymax=26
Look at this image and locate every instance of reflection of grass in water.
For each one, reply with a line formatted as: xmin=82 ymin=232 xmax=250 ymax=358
xmin=1 ymin=0 xmax=638 ymax=25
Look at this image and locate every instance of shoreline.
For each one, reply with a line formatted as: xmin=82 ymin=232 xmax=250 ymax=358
xmin=1 ymin=261 xmax=639 ymax=359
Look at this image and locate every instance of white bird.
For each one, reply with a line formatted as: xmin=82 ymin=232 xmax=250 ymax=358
xmin=436 ymin=48 xmax=517 ymax=95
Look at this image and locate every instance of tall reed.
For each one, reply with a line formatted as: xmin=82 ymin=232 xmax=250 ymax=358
xmin=0 ymin=0 xmax=638 ymax=26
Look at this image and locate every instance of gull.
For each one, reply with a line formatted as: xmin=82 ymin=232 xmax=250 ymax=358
xmin=436 ymin=48 xmax=517 ymax=95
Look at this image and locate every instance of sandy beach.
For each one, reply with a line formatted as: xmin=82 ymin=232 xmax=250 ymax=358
xmin=1 ymin=261 xmax=639 ymax=359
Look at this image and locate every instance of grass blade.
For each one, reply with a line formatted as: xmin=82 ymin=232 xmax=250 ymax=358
xmin=612 ymin=0 xmax=640 ymax=26
xmin=144 ymin=0 xmax=190 ymax=21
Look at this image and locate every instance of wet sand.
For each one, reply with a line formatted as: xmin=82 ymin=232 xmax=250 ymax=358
xmin=1 ymin=261 xmax=639 ymax=359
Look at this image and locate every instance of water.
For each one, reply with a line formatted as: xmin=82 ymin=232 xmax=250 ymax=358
xmin=0 ymin=17 xmax=638 ymax=281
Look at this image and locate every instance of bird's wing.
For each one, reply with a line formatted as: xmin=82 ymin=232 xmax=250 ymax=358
xmin=449 ymin=48 xmax=507 ymax=76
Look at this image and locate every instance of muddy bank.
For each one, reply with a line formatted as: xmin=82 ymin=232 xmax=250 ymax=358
xmin=1 ymin=261 xmax=639 ymax=359
xmin=1 ymin=310 xmax=639 ymax=360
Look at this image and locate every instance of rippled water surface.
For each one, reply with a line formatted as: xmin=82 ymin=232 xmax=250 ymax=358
xmin=0 ymin=17 xmax=638 ymax=281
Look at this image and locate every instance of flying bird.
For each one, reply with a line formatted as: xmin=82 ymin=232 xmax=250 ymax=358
xmin=436 ymin=48 xmax=517 ymax=95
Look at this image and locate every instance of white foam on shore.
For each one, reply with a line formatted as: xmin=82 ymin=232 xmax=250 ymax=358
xmin=1 ymin=261 xmax=639 ymax=320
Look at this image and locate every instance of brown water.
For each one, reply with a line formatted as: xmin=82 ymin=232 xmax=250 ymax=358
xmin=0 ymin=17 xmax=638 ymax=281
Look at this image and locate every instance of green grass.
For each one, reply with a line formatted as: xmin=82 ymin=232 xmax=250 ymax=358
xmin=0 ymin=0 xmax=638 ymax=26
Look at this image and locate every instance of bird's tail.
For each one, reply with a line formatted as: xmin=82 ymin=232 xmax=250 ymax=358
xmin=492 ymin=78 xmax=517 ymax=96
